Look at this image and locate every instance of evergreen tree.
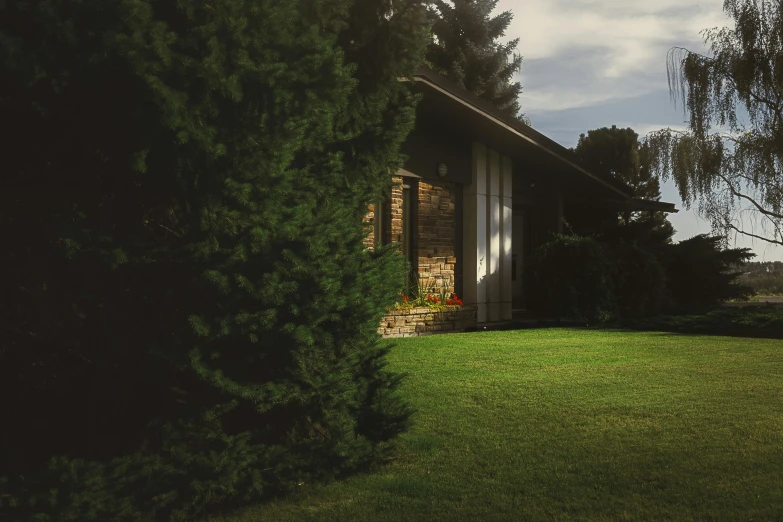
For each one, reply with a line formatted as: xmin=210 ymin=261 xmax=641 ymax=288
xmin=574 ymin=125 xmax=674 ymax=237
xmin=0 ymin=0 xmax=428 ymax=519
xmin=575 ymin=126 xmax=661 ymax=201
xmin=662 ymin=235 xmax=755 ymax=313
xmin=535 ymin=129 xmax=755 ymax=321
xmin=426 ymin=0 xmax=523 ymax=118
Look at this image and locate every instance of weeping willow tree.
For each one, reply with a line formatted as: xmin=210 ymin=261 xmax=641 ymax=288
xmin=645 ymin=0 xmax=783 ymax=246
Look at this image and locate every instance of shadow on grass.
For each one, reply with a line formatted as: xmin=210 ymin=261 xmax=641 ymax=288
xmin=619 ymin=305 xmax=783 ymax=340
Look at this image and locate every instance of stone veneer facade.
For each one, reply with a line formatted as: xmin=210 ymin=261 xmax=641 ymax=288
xmin=364 ymin=177 xmax=457 ymax=295
xmin=378 ymin=306 xmax=477 ymax=338
xmin=417 ymin=180 xmax=456 ymax=295
xmin=364 ymin=175 xmax=466 ymax=337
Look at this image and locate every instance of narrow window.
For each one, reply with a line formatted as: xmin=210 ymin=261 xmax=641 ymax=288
xmin=401 ymin=180 xmax=418 ymax=295
xmin=402 ymin=183 xmax=411 ymax=261
xmin=374 ymin=198 xmax=386 ymax=249
xmin=378 ymin=178 xmax=417 ymax=295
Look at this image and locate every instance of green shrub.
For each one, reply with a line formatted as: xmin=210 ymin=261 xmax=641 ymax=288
xmin=0 ymin=0 xmax=428 ymax=520
xmin=525 ymin=234 xmax=618 ymax=324
xmin=608 ymin=241 xmax=668 ymax=319
xmin=623 ymin=305 xmax=783 ymax=339
xmin=661 ymin=235 xmax=754 ymax=313
xmin=525 ymin=229 xmax=751 ymax=324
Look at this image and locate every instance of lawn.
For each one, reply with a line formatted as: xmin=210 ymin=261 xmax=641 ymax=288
xmin=208 ymin=328 xmax=783 ymax=521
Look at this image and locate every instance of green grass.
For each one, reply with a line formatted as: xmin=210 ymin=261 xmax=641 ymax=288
xmin=209 ymin=329 xmax=783 ymax=521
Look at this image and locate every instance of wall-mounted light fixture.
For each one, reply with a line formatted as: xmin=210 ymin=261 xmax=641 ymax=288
xmin=437 ymin=163 xmax=448 ymax=177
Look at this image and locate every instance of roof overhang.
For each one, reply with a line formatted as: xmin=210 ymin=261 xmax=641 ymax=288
xmin=625 ymin=199 xmax=679 ymax=213
xmin=403 ymin=67 xmax=678 ymax=213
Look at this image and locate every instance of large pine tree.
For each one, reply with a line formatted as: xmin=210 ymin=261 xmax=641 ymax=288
xmin=574 ymin=125 xmax=673 ymax=235
xmin=426 ymin=0 xmax=523 ymax=118
xmin=574 ymin=126 xmax=661 ymax=202
xmin=0 ymin=0 xmax=428 ymax=519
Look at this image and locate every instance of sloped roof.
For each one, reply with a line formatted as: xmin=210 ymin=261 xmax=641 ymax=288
xmin=408 ymin=66 xmax=677 ymax=214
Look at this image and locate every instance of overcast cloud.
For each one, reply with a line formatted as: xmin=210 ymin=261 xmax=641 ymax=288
xmin=494 ymin=0 xmax=782 ymax=260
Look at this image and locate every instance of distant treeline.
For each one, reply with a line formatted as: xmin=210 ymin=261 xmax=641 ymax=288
xmin=738 ymin=261 xmax=783 ymax=295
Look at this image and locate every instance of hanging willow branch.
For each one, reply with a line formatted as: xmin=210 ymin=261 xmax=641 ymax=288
xmin=644 ymin=0 xmax=783 ymax=247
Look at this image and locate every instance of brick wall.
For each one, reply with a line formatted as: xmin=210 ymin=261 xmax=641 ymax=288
xmin=417 ymin=180 xmax=457 ymax=295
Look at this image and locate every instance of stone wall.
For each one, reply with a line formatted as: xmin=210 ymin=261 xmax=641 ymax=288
xmin=379 ymin=306 xmax=477 ymax=338
xmin=364 ymin=176 xmax=467 ymax=337
xmin=417 ymin=180 xmax=457 ymax=295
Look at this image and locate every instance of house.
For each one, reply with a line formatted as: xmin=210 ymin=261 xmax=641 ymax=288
xmin=368 ymin=66 xmax=677 ymax=327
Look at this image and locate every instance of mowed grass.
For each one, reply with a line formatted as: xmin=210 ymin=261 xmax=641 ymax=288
xmin=210 ymin=329 xmax=783 ymax=521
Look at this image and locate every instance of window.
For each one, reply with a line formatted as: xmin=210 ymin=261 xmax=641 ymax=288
xmin=377 ymin=178 xmax=418 ymax=294
xmin=373 ymin=198 xmax=387 ymax=249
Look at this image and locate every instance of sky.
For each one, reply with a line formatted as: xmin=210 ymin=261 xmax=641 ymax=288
xmin=496 ymin=0 xmax=783 ymax=262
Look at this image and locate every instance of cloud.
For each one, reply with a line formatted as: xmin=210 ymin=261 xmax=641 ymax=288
xmin=524 ymin=89 xmax=689 ymax=147
xmin=496 ymin=0 xmax=730 ymax=112
xmin=486 ymin=0 xmax=782 ymax=259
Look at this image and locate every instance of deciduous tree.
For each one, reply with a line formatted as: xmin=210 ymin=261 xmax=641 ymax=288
xmin=645 ymin=0 xmax=783 ymax=247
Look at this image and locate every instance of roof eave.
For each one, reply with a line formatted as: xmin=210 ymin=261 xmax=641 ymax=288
xmin=403 ymin=66 xmax=678 ymax=213
xmin=625 ymin=199 xmax=679 ymax=213
xmin=409 ymin=68 xmax=633 ymax=200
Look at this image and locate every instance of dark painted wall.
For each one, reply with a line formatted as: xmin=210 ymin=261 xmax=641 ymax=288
xmin=400 ymin=124 xmax=472 ymax=185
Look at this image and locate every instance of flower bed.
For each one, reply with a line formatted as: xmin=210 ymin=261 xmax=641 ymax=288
xmin=378 ymin=305 xmax=477 ymax=338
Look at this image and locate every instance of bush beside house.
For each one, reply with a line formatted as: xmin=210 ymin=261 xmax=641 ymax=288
xmin=525 ymin=235 xmax=618 ymax=324
xmin=525 ymin=227 xmax=754 ymax=324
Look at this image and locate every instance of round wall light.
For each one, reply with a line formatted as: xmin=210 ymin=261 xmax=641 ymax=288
xmin=437 ymin=163 xmax=448 ymax=177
